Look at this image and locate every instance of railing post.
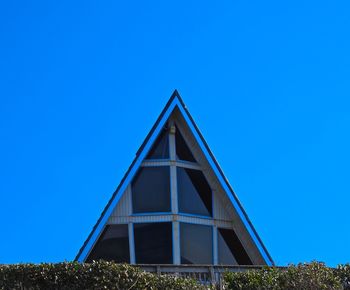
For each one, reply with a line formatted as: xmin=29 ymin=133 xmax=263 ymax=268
xmin=219 ymin=271 xmax=224 ymax=290
xmin=209 ymin=266 xmax=215 ymax=285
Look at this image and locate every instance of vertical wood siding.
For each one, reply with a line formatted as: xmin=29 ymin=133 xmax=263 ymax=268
xmin=108 ymin=185 xmax=131 ymax=221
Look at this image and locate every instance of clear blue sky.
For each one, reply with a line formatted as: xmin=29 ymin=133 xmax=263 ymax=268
xmin=1 ymin=1 xmax=349 ymax=266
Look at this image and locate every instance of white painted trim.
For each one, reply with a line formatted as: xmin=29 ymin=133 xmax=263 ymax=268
xmin=170 ymin=166 xmax=178 ymax=214
xmin=108 ymin=214 xmax=233 ymax=228
xmin=141 ymin=160 xmax=201 ymax=170
xmin=169 ymin=122 xmax=178 ymax=215
xmin=141 ymin=160 xmax=171 ymax=167
xmin=128 ymin=223 xmax=135 ymax=264
xmin=167 ymin=119 xmax=180 ymax=267
xmin=173 ymin=221 xmax=180 ymax=265
xmin=175 ymin=160 xmax=201 ymax=170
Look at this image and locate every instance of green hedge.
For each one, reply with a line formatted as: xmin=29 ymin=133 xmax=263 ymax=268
xmin=1 ymin=261 xmax=350 ymax=290
xmin=224 ymin=262 xmax=350 ymax=290
xmin=0 ymin=261 xmax=208 ymax=290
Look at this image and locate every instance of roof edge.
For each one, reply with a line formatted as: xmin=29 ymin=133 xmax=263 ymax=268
xmin=177 ymin=100 xmax=274 ymax=265
xmin=75 ymin=90 xmax=181 ymax=261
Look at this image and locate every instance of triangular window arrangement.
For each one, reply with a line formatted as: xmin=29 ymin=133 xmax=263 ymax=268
xmin=76 ymin=90 xmax=274 ymax=266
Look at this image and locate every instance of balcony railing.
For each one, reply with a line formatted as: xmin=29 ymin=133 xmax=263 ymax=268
xmin=138 ymin=264 xmax=273 ymax=289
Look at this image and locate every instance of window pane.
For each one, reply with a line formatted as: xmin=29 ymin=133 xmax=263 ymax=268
xmin=132 ymin=167 xmax=171 ymax=213
xmin=146 ymin=128 xmax=169 ymax=159
xmin=180 ymin=223 xmax=212 ymax=264
xmin=134 ymin=222 xmax=173 ymax=264
xmin=218 ymin=229 xmax=237 ymax=265
xmin=218 ymin=228 xmax=252 ymax=265
xmin=175 ymin=127 xmax=196 ymax=162
xmin=86 ymin=224 xmax=129 ymax=263
xmin=177 ymin=168 xmax=212 ymax=216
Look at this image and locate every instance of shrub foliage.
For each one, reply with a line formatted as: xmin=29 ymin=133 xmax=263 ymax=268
xmin=1 ymin=261 xmax=350 ymax=290
xmin=0 ymin=261 xmax=208 ymax=290
xmin=224 ymin=262 xmax=350 ymax=290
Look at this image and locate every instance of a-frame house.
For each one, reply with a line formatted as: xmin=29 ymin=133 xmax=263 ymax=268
xmin=76 ymin=91 xmax=273 ymax=266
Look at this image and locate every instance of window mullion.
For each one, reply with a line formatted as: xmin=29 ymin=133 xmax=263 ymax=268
xmin=169 ymin=123 xmax=180 ymax=265
xmin=128 ymin=223 xmax=136 ymax=264
xmin=169 ymin=124 xmax=178 ymax=213
xmin=173 ymin=221 xmax=180 ymax=264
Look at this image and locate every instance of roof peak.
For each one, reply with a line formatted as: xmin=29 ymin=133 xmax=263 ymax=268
xmin=169 ymin=89 xmax=187 ymax=110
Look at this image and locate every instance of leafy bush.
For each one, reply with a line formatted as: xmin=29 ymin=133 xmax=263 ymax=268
xmin=336 ymin=264 xmax=350 ymax=289
xmin=224 ymin=262 xmax=345 ymax=290
xmin=0 ymin=261 xmax=209 ymax=290
xmin=1 ymin=261 xmax=350 ymax=290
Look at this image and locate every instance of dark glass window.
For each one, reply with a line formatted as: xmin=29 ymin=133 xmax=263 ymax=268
xmin=86 ymin=224 xmax=129 ymax=263
xmin=177 ymin=168 xmax=212 ymax=216
xmin=146 ymin=128 xmax=169 ymax=159
xmin=132 ymin=167 xmax=171 ymax=213
xmin=218 ymin=228 xmax=252 ymax=265
xmin=180 ymin=223 xmax=213 ymax=264
xmin=218 ymin=228 xmax=237 ymax=265
xmin=134 ymin=222 xmax=173 ymax=264
xmin=175 ymin=127 xmax=196 ymax=162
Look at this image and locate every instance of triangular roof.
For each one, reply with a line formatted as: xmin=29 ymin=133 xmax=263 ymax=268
xmin=75 ymin=90 xmax=273 ymax=265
